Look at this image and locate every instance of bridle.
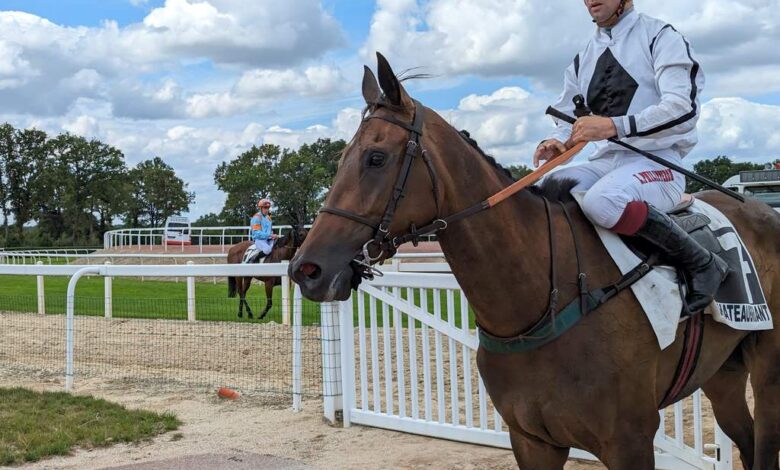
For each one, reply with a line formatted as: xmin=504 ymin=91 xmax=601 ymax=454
xmin=320 ymin=99 xmax=447 ymax=279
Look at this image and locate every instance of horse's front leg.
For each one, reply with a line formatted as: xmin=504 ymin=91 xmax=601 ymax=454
xmin=259 ymin=279 xmax=274 ymax=320
xmin=509 ymin=430 xmax=569 ymax=470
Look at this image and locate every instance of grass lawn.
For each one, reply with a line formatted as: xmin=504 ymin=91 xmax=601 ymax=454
xmin=0 ymin=274 xmax=475 ymax=328
xmin=0 ymin=387 xmax=179 ymax=466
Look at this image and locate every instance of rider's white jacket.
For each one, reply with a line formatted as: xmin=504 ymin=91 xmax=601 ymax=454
xmin=548 ymin=9 xmax=705 ymax=160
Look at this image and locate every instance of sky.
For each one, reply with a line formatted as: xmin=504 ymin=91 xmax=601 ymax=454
xmin=1 ymin=0 xmax=779 ymax=220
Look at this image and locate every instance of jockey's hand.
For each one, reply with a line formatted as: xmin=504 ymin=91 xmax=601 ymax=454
xmin=566 ymin=116 xmax=617 ymax=146
xmin=533 ymin=139 xmax=567 ymax=168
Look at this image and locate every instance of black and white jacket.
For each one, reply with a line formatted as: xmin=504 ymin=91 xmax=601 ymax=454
xmin=548 ymin=9 xmax=704 ymax=160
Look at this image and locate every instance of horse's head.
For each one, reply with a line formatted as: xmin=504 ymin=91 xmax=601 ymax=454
xmin=290 ymin=53 xmax=440 ymax=301
xmin=291 ymin=224 xmax=308 ymax=248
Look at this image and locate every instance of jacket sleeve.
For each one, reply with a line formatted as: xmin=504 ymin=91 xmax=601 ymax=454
xmin=545 ymin=56 xmax=581 ymax=143
xmin=611 ymin=26 xmax=704 ymax=140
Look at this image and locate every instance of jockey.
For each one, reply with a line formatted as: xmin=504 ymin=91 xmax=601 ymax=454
xmin=535 ymin=0 xmax=728 ymax=314
xmin=250 ymin=199 xmax=277 ymax=257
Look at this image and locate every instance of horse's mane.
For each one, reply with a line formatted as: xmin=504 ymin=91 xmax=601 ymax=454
xmin=528 ymin=177 xmax=578 ymax=202
xmin=457 ymin=130 xmax=515 ymax=182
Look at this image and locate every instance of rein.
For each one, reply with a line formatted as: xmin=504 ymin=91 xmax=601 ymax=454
xmin=319 ymin=100 xmax=586 ymax=278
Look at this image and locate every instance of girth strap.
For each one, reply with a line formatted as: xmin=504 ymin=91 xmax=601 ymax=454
xmin=478 ymin=257 xmax=657 ymax=353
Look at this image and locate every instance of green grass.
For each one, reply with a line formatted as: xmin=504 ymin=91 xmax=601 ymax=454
xmin=0 ymin=274 xmax=476 ymax=327
xmin=0 ymin=387 xmax=180 ymax=466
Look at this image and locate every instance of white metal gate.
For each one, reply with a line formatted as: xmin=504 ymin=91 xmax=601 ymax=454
xmin=337 ymin=272 xmax=734 ymax=470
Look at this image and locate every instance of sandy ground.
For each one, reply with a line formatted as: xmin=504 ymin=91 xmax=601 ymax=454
xmin=0 ymin=312 xmax=749 ymax=469
xmin=1 ymin=379 xmax=605 ymax=470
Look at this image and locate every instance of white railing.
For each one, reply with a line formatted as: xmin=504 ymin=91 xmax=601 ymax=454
xmin=333 ymin=272 xmax=733 ymax=470
xmin=102 ymin=225 xmax=310 ymax=253
xmin=0 ymin=262 xmax=304 ymax=399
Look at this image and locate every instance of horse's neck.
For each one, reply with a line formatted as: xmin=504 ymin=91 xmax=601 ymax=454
xmin=429 ymin=128 xmax=561 ymax=337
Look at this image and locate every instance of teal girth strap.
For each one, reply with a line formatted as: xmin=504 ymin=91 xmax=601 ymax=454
xmin=478 ymin=292 xmax=602 ymax=354
xmin=477 ymin=258 xmax=654 ymax=354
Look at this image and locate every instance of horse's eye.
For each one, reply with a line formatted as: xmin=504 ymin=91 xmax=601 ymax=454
xmin=366 ymin=151 xmax=386 ymax=168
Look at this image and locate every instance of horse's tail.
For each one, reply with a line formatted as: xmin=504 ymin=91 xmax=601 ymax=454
xmin=228 ymin=276 xmax=237 ymax=298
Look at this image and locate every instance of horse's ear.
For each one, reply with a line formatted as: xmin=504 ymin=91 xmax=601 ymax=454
xmin=376 ymin=52 xmax=412 ymax=108
xmin=362 ymin=65 xmax=381 ymax=105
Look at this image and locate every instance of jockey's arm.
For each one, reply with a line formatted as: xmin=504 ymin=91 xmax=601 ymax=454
xmin=609 ymin=27 xmax=703 ymax=141
xmin=250 ymin=215 xmax=268 ymax=241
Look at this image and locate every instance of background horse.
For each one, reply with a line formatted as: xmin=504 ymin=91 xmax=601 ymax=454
xmin=290 ymin=54 xmax=780 ymax=469
xmin=227 ymin=225 xmax=307 ymax=320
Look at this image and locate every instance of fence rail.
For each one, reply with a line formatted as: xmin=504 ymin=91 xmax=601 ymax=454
xmin=103 ymin=225 xmax=312 ymax=253
xmin=0 ymin=262 xmax=330 ymax=400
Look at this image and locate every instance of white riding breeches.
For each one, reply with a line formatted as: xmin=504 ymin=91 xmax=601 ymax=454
xmin=255 ymin=239 xmax=273 ymax=255
xmin=547 ymin=151 xmax=686 ymax=230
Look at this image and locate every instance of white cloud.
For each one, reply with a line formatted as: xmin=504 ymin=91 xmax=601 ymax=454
xmin=0 ymin=1 xmax=346 ymax=117
xmin=186 ymin=65 xmax=348 ymax=118
xmin=62 ymin=115 xmax=102 ymax=139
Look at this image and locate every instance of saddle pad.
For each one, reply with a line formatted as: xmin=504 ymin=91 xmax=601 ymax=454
xmin=242 ymin=246 xmax=266 ymax=264
xmin=572 ymin=193 xmax=773 ymax=349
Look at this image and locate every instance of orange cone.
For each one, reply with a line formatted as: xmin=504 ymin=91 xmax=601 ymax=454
xmin=217 ymin=386 xmax=240 ymax=399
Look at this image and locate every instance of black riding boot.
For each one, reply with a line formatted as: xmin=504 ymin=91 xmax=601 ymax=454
xmin=634 ymin=206 xmax=729 ymax=314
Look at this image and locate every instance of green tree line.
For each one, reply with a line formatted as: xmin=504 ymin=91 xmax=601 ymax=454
xmin=3 ymin=118 xmax=776 ymax=248
xmin=0 ymin=123 xmax=193 ymax=247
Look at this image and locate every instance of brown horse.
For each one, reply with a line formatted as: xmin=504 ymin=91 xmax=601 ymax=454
xmin=290 ymin=54 xmax=780 ymax=469
xmin=227 ymin=225 xmax=307 ymax=320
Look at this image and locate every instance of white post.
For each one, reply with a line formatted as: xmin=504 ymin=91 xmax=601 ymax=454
xmin=282 ymin=261 xmax=291 ymax=325
xmin=36 ymin=261 xmax=45 ymax=315
xmin=186 ymin=261 xmax=196 ymax=321
xmin=339 ymin=296 xmax=355 ymax=427
xmin=714 ymin=423 xmax=733 ymax=470
xmin=104 ymin=261 xmax=112 ymax=319
xmin=321 ymin=301 xmax=343 ymax=425
xmin=66 ymin=267 xmax=100 ymax=391
xmin=292 ymin=284 xmax=303 ymax=411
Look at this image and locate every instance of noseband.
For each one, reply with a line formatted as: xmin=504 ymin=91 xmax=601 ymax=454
xmin=319 ymin=99 xmax=444 ymax=279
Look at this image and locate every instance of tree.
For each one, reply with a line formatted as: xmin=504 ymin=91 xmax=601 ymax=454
xmin=0 ymin=123 xmax=13 ymax=240
xmin=1 ymin=127 xmax=48 ymax=240
xmin=214 ymin=144 xmax=280 ymax=225
xmin=687 ymin=156 xmax=765 ymax=193
xmin=268 ymin=138 xmax=346 ymax=224
xmin=45 ymin=134 xmax=128 ymax=244
xmin=215 ymin=138 xmax=346 ymax=226
xmin=506 ymin=164 xmax=533 ymax=180
xmin=193 ymin=212 xmax=222 ymax=226
xmin=127 ymin=157 xmax=194 ymax=227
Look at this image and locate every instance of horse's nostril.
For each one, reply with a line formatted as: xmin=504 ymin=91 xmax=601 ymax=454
xmin=300 ymin=263 xmax=321 ymax=279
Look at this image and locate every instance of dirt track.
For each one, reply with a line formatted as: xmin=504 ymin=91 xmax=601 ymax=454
xmin=0 ymin=312 xmax=749 ymax=469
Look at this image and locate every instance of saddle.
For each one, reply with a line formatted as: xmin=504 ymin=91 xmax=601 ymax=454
xmin=242 ymin=242 xmax=274 ymax=264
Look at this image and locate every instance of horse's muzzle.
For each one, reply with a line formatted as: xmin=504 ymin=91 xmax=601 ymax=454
xmin=289 ymin=255 xmax=355 ymax=302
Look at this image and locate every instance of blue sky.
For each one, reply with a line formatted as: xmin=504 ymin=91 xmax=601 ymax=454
xmin=1 ymin=0 xmax=778 ymax=219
